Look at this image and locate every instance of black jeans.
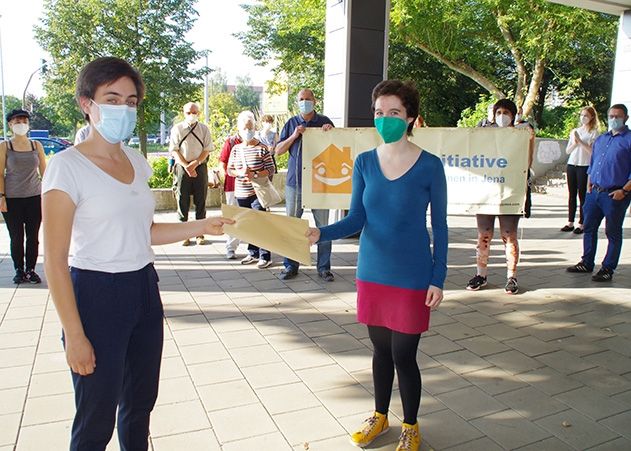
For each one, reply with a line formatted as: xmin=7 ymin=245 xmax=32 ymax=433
xmin=566 ymin=164 xmax=588 ymax=224
xmin=2 ymin=195 xmax=42 ymax=271
xmin=368 ymin=325 xmax=422 ymax=425
xmin=174 ymin=163 xmax=208 ymax=222
xmin=237 ymin=195 xmax=271 ymax=261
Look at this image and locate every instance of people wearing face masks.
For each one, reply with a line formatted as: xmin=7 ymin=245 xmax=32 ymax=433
xmin=567 ymin=103 xmax=631 ymax=282
xmin=0 ymin=109 xmax=47 ymax=284
xmin=169 ymin=102 xmax=213 ymax=246
xmin=467 ymin=98 xmax=535 ymax=295
xmin=561 ymin=106 xmax=600 ymax=234
xmin=306 ymin=80 xmax=447 ymax=451
xmin=275 ymin=89 xmax=335 ymax=281
xmin=227 ymin=110 xmax=276 ymax=268
xmin=42 ymin=57 xmax=233 ymax=451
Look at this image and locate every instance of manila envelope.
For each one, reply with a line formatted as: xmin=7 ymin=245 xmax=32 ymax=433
xmin=221 ymin=204 xmax=311 ymax=266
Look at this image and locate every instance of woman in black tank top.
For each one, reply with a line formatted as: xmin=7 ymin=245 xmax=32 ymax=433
xmin=0 ymin=109 xmax=47 ymax=284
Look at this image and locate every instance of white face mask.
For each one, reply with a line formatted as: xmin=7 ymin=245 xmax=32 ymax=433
xmin=11 ymin=123 xmax=29 ymax=136
xmin=185 ymin=113 xmax=198 ymax=125
xmin=262 ymin=122 xmax=272 ymax=132
xmin=496 ymin=113 xmax=512 ymax=128
xmin=580 ymin=115 xmax=591 ymax=126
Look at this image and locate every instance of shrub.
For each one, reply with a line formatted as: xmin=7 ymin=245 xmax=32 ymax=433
xmin=148 ymin=157 xmax=173 ymax=189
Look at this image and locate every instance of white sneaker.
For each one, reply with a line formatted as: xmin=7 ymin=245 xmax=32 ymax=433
xmin=257 ymin=259 xmax=272 ymax=269
xmin=226 ymin=250 xmax=236 ymax=260
xmin=241 ymin=255 xmax=257 ymax=265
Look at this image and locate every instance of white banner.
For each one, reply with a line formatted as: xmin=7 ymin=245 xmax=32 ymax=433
xmin=302 ymin=127 xmax=530 ymax=215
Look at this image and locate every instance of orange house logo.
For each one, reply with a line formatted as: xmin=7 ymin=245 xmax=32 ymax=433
xmin=312 ymin=145 xmax=353 ymax=194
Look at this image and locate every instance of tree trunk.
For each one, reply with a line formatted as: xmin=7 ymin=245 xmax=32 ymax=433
xmin=495 ymin=11 xmax=527 ymax=108
xmin=535 ymin=68 xmax=553 ymax=128
xmin=522 ymin=58 xmax=545 ymax=118
xmin=412 ymin=40 xmax=506 ymax=100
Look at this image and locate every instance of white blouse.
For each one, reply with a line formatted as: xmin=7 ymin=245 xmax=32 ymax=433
xmin=566 ymin=127 xmax=598 ymax=166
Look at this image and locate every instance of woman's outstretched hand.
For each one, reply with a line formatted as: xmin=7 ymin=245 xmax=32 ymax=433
xmin=425 ymin=285 xmax=443 ymax=309
xmin=306 ymin=227 xmax=320 ymax=245
xmin=203 ymin=217 xmax=235 ymax=235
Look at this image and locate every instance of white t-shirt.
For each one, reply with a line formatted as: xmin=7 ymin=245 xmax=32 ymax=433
xmin=566 ymin=127 xmax=598 ymax=166
xmin=42 ymin=146 xmax=155 ymax=272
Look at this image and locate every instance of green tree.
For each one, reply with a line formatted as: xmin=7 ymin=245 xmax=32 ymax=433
xmin=238 ymin=0 xmax=485 ymax=125
xmin=234 ymin=76 xmax=261 ymax=111
xmin=208 ymin=91 xmax=242 ymax=160
xmin=391 ymin=0 xmax=617 ymax=118
xmin=35 ymin=0 xmax=206 ymax=156
xmin=237 ymin=0 xmax=326 ymax=102
xmin=0 ymin=96 xmax=22 ymax=138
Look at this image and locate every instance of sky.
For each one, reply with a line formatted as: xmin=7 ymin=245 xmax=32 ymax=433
xmin=0 ymin=0 xmax=273 ymax=100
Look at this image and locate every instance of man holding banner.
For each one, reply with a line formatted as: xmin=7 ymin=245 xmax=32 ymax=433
xmin=275 ymin=88 xmax=335 ymax=281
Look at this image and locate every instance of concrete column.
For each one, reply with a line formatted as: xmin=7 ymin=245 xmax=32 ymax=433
xmin=612 ymin=10 xmax=631 ymax=114
xmin=323 ymin=0 xmax=389 ymax=127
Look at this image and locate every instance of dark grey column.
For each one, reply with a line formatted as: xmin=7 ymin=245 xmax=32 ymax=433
xmin=323 ymin=0 xmax=389 ymax=127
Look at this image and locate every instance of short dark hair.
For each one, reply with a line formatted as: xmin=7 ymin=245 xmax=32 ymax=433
xmin=493 ymin=99 xmax=518 ymax=125
xmin=371 ymin=80 xmax=419 ymax=135
xmin=75 ymin=57 xmax=145 ymax=121
xmin=6 ymin=109 xmax=30 ymax=123
xmin=261 ymin=114 xmax=274 ymax=123
xmin=610 ymin=103 xmax=628 ymax=116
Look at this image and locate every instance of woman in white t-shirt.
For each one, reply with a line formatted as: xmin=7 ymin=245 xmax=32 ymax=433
xmin=42 ymin=57 xmax=233 ymax=451
xmin=561 ymin=106 xmax=600 ymax=234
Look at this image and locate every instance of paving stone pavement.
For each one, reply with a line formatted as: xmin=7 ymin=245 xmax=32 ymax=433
xmin=1 ymin=187 xmax=630 ymax=451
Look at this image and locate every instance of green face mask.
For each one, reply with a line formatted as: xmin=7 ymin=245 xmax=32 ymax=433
xmin=374 ymin=116 xmax=408 ymax=143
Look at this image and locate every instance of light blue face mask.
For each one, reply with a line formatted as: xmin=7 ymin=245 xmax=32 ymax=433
xmin=608 ymin=117 xmax=625 ymax=132
xmin=240 ymin=128 xmax=256 ymax=142
xmin=92 ymin=101 xmax=137 ymax=144
xmin=298 ymin=100 xmax=314 ymax=115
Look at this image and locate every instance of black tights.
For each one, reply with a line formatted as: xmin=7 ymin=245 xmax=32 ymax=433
xmin=368 ymin=325 xmax=421 ymax=425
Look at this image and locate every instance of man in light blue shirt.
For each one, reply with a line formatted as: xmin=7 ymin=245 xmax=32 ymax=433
xmin=567 ymin=104 xmax=631 ymax=281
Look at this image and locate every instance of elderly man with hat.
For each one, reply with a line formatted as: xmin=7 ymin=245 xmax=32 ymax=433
xmin=0 ymin=109 xmax=47 ymax=283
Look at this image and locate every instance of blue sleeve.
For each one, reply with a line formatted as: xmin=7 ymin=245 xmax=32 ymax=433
xmin=280 ymin=120 xmax=292 ymax=142
xmin=318 ymin=155 xmax=367 ymax=242
xmin=429 ymin=159 xmax=448 ymax=288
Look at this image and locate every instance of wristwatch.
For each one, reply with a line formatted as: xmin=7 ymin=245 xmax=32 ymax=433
xmin=623 ymin=188 xmax=630 ymax=196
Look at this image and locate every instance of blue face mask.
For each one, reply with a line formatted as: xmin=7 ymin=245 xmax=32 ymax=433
xmin=240 ymin=129 xmax=256 ymax=142
xmin=298 ymin=100 xmax=314 ymax=115
xmin=608 ymin=117 xmax=625 ymax=132
xmin=92 ymin=101 xmax=137 ymax=144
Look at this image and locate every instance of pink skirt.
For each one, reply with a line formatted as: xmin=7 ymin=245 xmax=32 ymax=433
xmin=356 ymin=279 xmax=430 ymax=334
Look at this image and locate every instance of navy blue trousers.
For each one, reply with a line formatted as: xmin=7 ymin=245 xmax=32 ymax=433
xmin=582 ymin=190 xmax=631 ymax=271
xmin=67 ymin=264 xmax=163 ymax=451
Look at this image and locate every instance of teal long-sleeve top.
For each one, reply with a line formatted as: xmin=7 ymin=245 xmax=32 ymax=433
xmin=319 ymin=149 xmax=448 ymax=289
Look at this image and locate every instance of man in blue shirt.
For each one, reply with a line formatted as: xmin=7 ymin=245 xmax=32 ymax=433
xmin=567 ymin=104 xmax=631 ymax=281
xmin=275 ymin=89 xmax=335 ymax=281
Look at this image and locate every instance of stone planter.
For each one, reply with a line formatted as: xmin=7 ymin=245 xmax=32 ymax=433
xmin=152 ymin=170 xmax=287 ymax=211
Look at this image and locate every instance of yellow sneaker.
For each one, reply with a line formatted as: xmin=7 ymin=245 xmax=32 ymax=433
xmin=349 ymin=411 xmax=389 ymax=447
xmin=396 ymin=422 xmax=420 ymax=451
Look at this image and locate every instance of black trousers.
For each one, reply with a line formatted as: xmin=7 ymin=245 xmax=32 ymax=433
xmin=566 ymin=164 xmax=588 ymax=224
xmin=174 ymin=163 xmax=208 ymax=222
xmin=369 ymin=325 xmax=422 ymax=425
xmin=2 ymin=195 xmax=42 ymax=271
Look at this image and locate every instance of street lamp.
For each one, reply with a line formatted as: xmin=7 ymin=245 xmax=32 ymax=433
xmin=22 ymin=59 xmax=47 ymax=110
xmin=0 ymin=14 xmax=7 ymax=140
